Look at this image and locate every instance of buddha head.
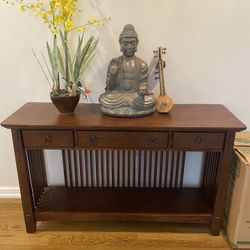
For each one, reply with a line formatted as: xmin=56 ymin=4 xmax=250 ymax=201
xmin=119 ymin=24 xmax=139 ymax=57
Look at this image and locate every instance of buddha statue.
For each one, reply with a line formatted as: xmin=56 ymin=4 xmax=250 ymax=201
xmin=99 ymin=24 xmax=156 ymax=117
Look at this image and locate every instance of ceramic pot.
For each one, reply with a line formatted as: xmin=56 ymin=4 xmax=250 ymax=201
xmin=50 ymin=93 xmax=80 ymax=115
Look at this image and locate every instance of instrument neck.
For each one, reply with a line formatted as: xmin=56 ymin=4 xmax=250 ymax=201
xmin=158 ymin=60 xmax=166 ymax=96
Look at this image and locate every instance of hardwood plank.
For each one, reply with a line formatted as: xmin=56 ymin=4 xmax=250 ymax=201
xmin=0 ymin=199 xmax=230 ymax=250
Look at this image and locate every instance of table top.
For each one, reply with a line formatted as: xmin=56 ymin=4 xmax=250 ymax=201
xmin=1 ymin=103 xmax=246 ymax=131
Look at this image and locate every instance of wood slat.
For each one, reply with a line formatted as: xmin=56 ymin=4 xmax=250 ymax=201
xmin=73 ymin=151 xmax=78 ymax=187
xmin=154 ymin=151 xmax=158 ymax=187
xmin=90 ymin=150 xmax=95 ymax=187
xmin=79 ymin=150 xmax=84 ymax=187
xmin=170 ymin=152 xmax=175 ymax=188
xmin=67 ymin=150 xmax=73 ymax=187
xmin=143 ymin=151 xmax=147 ymax=187
xmin=138 ymin=151 xmax=142 ymax=188
xmin=164 ymin=151 xmax=169 ymax=188
xmin=62 ymin=150 xmax=68 ymax=187
xmin=175 ymin=152 xmax=180 ymax=188
xmin=180 ymin=152 xmax=186 ymax=189
xmin=59 ymin=150 xmax=208 ymax=190
xmin=26 ymin=149 xmax=48 ymax=205
xmin=112 ymin=151 xmax=115 ymax=187
xmin=133 ymin=151 xmax=136 ymax=187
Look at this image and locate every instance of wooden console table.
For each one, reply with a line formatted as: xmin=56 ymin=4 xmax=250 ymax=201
xmin=1 ymin=103 xmax=246 ymax=235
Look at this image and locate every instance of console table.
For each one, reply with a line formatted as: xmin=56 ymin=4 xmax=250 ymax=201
xmin=1 ymin=103 xmax=246 ymax=235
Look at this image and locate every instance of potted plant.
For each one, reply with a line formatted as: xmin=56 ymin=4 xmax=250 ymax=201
xmin=3 ymin=0 xmax=110 ymax=114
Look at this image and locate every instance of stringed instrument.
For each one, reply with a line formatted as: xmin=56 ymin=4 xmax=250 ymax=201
xmin=154 ymin=47 xmax=174 ymax=113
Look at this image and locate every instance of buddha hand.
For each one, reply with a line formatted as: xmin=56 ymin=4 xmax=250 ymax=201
xmin=137 ymin=83 xmax=151 ymax=96
xmin=109 ymin=64 xmax=119 ymax=75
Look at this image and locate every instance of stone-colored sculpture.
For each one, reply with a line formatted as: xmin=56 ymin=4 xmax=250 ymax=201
xmin=99 ymin=24 xmax=156 ymax=117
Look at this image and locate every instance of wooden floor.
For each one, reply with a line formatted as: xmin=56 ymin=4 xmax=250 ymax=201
xmin=0 ymin=199 xmax=231 ymax=250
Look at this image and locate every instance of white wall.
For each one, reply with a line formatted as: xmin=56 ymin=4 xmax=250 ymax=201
xmin=0 ymin=0 xmax=249 ymax=192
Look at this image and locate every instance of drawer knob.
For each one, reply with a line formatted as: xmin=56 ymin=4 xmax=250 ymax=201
xmin=194 ymin=136 xmax=203 ymax=144
xmin=149 ymin=136 xmax=156 ymax=144
xmin=90 ymin=135 xmax=97 ymax=143
xmin=44 ymin=135 xmax=52 ymax=143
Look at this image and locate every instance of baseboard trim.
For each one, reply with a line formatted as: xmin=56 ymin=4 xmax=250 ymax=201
xmin=0 ymin=187 xmax=21 ymax=198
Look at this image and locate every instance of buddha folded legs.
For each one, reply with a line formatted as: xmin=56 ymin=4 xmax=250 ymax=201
xmin=100 ymin=90 xmax=155 ymax=116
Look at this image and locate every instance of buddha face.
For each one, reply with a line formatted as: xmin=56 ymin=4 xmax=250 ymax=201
xmin=120 ymin=37 xmax=138 ymax=57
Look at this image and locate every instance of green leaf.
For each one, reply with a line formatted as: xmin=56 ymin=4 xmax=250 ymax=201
xmin=46 ymin=41 xmax=57 ymax=83
xmin=73 ymin=36 xmax=97 ymax=83
xmin=52 ymin=36 xmax=58 ymax=73
xmin=56 ymin=46 xmax=65 ymax=78
xmin=69 ymin=51 xmax=74 ymax=82
xmin=79 ymin=52 xmax=96 ymax=77
xmin=73 ymin=35 xmax=83 ymax=83
xmin=70 ymin=33 xmax=84 ymax=82
xmin=79 ymin=40 xmax=98 ymax=75
xmin=79 ymin=36 xmax=95 ymax=68
xmin=59 ymin=29 xmax=65 ymax=51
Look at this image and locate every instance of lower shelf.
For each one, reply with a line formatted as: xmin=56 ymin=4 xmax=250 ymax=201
xmin=35 ymin=186 xmax=212 ymax=224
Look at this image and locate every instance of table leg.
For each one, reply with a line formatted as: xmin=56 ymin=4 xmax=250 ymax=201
xmin=11 ymin=129 xmax=36 ymax=233
xmin=210 ymin=132 xmax=235 ymax=236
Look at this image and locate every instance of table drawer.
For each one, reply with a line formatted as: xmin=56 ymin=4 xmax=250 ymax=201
xmin=22 ymin=130 xmax=74 ymax=148
xmin=172 ymin=132 xmax=225 ymax=150
xmin=77 ymin=131 xmax=168 ymax=149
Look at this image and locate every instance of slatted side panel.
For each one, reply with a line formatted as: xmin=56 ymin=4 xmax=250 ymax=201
xmin=61 ymin=150 xmax=186 ymax=188
xmin=203 ymin=152 xmax=221 ymax=189
xmin=26 ymin=149 xmax=48 ymax=205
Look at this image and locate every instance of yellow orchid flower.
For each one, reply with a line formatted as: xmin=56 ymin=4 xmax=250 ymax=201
xmin=40 ymin=10 xmax=46 ymax=20
xmin=20 ymin=5 xmax=25 ymax=12
xmin=51 ymin=27 xmax=58 ymax=35
xmin=65 ymin=19 xmax=73 ymax=31
xmin=76 ymin=26 xmax=86 ymax=32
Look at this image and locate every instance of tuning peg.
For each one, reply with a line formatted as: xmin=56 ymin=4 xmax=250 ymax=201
xmin=155 ymin=76 xmax=159 ymax=80
xmin=162 ymin=60 xmax=166 ymax=68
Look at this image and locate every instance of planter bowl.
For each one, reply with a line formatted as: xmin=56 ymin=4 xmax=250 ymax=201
xmin=50 ymin=93 xmax=80 ymax=115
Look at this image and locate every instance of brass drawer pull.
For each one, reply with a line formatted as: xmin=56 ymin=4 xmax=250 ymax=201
xmin=44 ymin=135 xmax=52 ymax=143
xmin=194 ymin=136 xmax=203 ymax=144
xmin=149 ymin=136 xmax=156 ymax=144
xmin=90 ymin=135 xmax=97 ymax=143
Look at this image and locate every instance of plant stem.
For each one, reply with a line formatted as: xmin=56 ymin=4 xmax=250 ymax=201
xmin=64 ymin=31 xmax=70 ymax=90
xmin=41 ymin=51 xmax=53 ymax=81
xmin=71 ymin=18 xmax=109 ymax=31
xmin=32 ymin=49 xmax=51 ymax=88
xmin=57 ymin=72 xmax=60 ymax=91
